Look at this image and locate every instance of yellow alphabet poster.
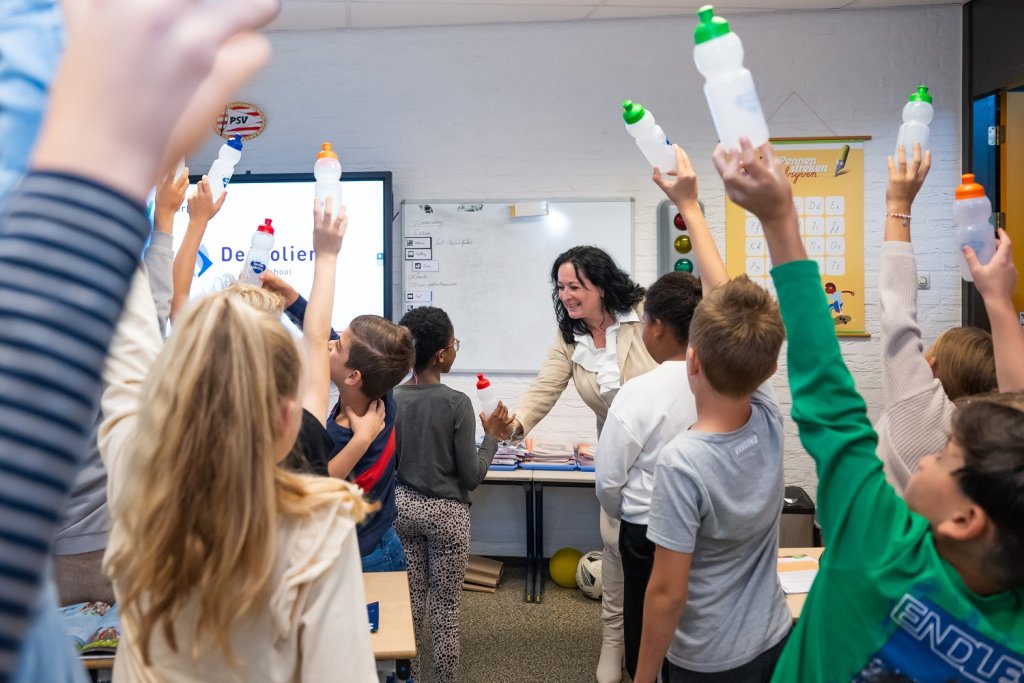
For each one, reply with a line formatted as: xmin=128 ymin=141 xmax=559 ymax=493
xmin=726 ymin=137 xmax=869 ymax=336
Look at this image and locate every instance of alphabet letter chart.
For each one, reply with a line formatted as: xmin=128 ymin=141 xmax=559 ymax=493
xmin=725 ymin=137 xmax=869 ymax=336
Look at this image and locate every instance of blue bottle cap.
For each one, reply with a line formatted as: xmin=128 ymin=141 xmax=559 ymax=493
xmin=226 ymin=134 xmax=243 ymax=151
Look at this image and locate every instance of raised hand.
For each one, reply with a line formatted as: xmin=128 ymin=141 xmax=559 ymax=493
xmin=188 ymin=177 xmax=227 ymax=225
xmin=652 ymin=145 xmax=699 ymax=209
xmin=965 ymin=229 xmax=1017 ymax=305
xmin=32 ymin=0 xmax=279 ymax=203
xmin=313 ymin=197 xmax=348 ymax=258
xmin=886 ymin=143 xmax=932 ymax=214
xmin=712 ymin=138 xmax=805 ymax=266
xmin=154 ymin=167 xmax=189 ymax=233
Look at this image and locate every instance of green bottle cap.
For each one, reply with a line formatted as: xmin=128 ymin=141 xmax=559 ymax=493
xmin=622 ymin=100 xmax=647 ymax=125
xmin=908 ymin=85 xmax=933 ymax=104
xmin=674 ymin=258 xmax=694 ymax=273
xmin=694 ymin=5 xmax=731 ymax=45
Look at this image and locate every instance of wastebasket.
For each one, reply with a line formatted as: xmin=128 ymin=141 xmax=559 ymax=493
xmin=780 ymin=486 xmax=816 ymax=548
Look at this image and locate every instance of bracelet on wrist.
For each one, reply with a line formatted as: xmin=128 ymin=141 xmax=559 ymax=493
xmin=886 ymin=212 xmax=911 ymax=227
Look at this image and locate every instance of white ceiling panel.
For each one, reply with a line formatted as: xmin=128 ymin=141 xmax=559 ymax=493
xmin=350 ymin=2 xmax=593 ymax=28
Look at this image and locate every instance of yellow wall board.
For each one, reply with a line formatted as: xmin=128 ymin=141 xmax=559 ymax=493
xmin=726 ymin=139 xmax=868 ymax=336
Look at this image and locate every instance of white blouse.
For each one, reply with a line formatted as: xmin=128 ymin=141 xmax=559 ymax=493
xmin=571 ymin=309 xmax=641 ymax=402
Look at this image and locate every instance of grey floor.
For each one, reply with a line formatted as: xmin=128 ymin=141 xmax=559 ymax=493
xmin=413 ymin=563 xmax=628 ymax=683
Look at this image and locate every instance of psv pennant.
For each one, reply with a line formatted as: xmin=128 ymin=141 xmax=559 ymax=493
xmin=214 ymin=102 xmax=266 ymax=141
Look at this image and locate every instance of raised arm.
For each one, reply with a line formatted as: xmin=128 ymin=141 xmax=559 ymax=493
xmin=879 ymin=144 xmax=940 ymax=407
xmin=171 ymin=177 xmax=225 ymax=319
xmin=653 ymin=144 xmax=728 ymax=293
xmin=966 ymin=229 xmax=1024 ymax=392
xmin=301 ymin=197 xmax=347 ymax=424
xmin=97 ymin=270 xmax=164 ymax=499
xmin=715 ymin=138 xmax=913 ymax=566
xmin=0 ymin=0 xmax=276 ymax=668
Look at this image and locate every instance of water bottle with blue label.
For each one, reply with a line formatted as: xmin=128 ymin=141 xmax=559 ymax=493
xmin=239 ymin=218 xmax=275 ymax=286
xmin=207 ymin=134 xmax=243 ymax=201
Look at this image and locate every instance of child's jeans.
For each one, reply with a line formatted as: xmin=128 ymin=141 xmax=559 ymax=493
xmin=361 ymin=525 xmax=408 ymax=573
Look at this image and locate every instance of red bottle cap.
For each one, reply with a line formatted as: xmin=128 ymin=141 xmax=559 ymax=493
xmin=476 ymin=373 xmax=491 ymax=390
xmin=257 ymin=218 xmax=274 ymax=235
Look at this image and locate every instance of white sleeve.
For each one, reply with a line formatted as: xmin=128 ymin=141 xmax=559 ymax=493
xmin=594 ymin=409 xmax=644 ymax=520
xmin=97 ymin=269 xmax=163 ymax=504
xmin=298 ymin=526 xmax=377 ymax=682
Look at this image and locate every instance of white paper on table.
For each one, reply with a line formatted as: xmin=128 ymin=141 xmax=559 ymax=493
xmin=778 ymin=568 xmax=818 ymax=595
xmin=777 ymin=556 xmax=819 ymax=594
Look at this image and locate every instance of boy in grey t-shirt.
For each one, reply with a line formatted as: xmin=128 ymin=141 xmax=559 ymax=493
xmin=634 ymin=276 xmax=791 ymax=683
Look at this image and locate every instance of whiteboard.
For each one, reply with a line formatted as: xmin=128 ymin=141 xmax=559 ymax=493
xmin=401 ymin=199 xmax=634 ymax=373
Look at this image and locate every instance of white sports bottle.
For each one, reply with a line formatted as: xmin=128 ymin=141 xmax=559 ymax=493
xmin=476 ymin=373 xmax=500 ymax=417
xmin=954 ymin=174 xmax=996 ymax=282
xmin=895 ymin=85 xmax=934 ymax=160
xmin=239 ymin=218 xmax=275 ymax=286
xmin=622 ymin=100 xmax=677 ymax=172
xmin=207 ymin=134 xmax=243 ymax=201
xmin=693 ymin=5 xmax=769 ymax=150
xmin=314 ymin=142 xmax=343 ymax=212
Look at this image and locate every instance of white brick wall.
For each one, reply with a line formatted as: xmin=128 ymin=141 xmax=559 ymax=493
xmin=192 ymin=5 xmax=962 ymax=525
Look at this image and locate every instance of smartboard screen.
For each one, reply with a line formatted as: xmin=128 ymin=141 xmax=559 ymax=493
xmin=171 ymin=172 xmax=392 ymax=328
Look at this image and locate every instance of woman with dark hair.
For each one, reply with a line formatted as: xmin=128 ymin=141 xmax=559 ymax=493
xmin=508 ymin=245 xmax=656 ymax=683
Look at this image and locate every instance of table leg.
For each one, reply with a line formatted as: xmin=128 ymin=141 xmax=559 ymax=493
xmin=534 ymin=483 xmax=544 ymax=603
xmin=524 ymin=481 xmax=535 ymax=603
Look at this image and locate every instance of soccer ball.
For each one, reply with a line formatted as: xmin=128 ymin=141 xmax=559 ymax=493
xmin=576 ymin=551 xmax=602 ymax=599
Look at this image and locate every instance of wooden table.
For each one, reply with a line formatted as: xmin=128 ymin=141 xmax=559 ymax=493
xmin=82 ymin=571 xmax=416 ymax=681
xmin=779 ymin=546 xmax=824 ymax=621
xmin=365 ymin=571 xmax=417 ymax=661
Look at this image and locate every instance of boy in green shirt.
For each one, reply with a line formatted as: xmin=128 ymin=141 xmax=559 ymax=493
xmin=712 ymin=139 xmax=1024 ymax=682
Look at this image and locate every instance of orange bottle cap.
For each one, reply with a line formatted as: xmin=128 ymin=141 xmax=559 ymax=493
xmin=317 ymin=142 xmax=339 ymax=160
xmin=955 ymin=173 xmax=986 ymax=200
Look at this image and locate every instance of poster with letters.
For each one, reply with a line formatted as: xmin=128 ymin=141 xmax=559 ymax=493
xmin=726 ymin=137 xmax=869 ymax=336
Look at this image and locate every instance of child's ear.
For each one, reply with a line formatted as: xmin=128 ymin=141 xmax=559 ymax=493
xmin=936 ymin=502 xmax=990 ymax=543
xmin=686 ymin=346 xmax=699 ymax=375
xmin=343 ymin=368 xmax=362 ymax=388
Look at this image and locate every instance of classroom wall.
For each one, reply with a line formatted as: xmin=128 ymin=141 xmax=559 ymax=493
xmin=190 ymin=4 xmax=962 ymax=554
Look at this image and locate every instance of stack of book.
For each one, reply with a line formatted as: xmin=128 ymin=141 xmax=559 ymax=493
xmin=520 ymin=439 xmax=576 ymax=469
xmin=489 ymin=442 xmax=525 ymax=470
xmin=463 ymin=555 xmax=504 ymax=593
xmin=576 ymin=442 xmax=595 ymax=470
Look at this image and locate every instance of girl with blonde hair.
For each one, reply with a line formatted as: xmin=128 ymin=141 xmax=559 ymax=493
xmin=97 ymin=270 xmax=377 ymax=681
xmin=877 ymin=145 xmax=997 ymax=493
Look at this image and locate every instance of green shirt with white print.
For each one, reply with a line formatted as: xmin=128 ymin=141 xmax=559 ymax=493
xmin=769 ymin=259 xmax=1024 ymax=683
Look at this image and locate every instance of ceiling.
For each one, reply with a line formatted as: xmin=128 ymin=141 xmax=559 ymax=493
xmin=268 ymin=0 xmax=963 ymax=31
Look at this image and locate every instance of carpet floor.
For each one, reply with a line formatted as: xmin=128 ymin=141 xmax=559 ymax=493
xmin=412 ymin=562 xmax=628 ymax=683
